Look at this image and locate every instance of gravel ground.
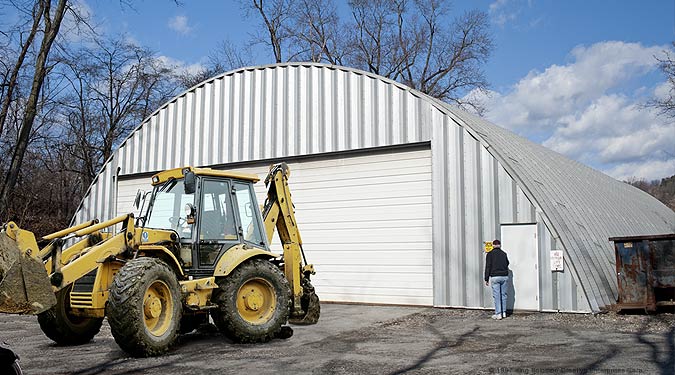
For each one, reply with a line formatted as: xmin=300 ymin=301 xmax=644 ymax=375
xmin=1 ymin=304 xmax=673 ymax=375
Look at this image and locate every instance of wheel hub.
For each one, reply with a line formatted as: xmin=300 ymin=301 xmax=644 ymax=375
xmin=243 ymin=289 xmax=264 ymax=311
xmin=144 ymin=296 xmax=162 ymax=319
xmin=236 ymin=278 xmax=277 ymax=324
xmin=142 ymin=280 xmax=174 ymax=337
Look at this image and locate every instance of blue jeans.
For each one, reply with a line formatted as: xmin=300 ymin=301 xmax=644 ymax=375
xmin=490 ymin=276 xmax=508 ymax=316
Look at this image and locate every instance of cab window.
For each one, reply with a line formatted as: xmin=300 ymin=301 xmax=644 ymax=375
xmin=199 ymin=179 xmax=237 ymax=241
xmin=233 ymin=182 xmax=264 ymax=246
xmin=146 ymin=180 xmax=193 ymax=239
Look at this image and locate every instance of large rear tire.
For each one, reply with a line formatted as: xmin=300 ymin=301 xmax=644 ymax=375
xmin=37 ymin=284 xmax=103 ymax=345
xmin=210 ymin=258 xmax=291 ymax=343
xmin=107 ymin=258 xmax=182 ymax=357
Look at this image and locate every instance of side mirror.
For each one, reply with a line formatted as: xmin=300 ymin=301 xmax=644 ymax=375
xmin=184 ymin=171 xmax=196 ymax=194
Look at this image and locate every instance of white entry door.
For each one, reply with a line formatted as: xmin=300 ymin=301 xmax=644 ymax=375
xmin=500 ymin=223 xmax=539 ymax=311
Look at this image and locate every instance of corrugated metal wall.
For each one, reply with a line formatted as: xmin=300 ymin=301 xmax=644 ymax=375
xmin=72 ymin=63 xmax=673 ymax=313
xmin=74 ymin=65 xmax=429 ymax=225
xmin=430 ymin=109 xmax=589 ymax=311
xmin=72 ymin=63 xmax=593 ymax=312
xmin=442 ymin=107 xmax=674 ymax=312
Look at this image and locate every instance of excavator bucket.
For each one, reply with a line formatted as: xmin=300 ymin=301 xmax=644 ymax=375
xmin=0 ymin=232 xmax=55 ymax=314
xmin=289 ymin=279 xmax=320 ymax=325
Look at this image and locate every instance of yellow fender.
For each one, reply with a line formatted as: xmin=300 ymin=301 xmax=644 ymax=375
xmin=137 ymin=245 xmax=184 ymax=276
xmin=214 ymin=244 xmax=279 ymax=277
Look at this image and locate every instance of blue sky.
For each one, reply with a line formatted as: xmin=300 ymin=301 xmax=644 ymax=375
xmin=78 ymin=1 xmax=675 ymax=180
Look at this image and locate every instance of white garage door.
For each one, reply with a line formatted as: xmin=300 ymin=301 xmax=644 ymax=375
xmin=116 ymin=178 xmax=154 ymax=220
xmin=116 ymin=148 xmax=433 ymax=305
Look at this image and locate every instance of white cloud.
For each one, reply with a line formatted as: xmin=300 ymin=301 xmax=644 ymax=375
xmin=543 ymin=95 xmax=675 ymax=167
xmin=489 ymin=0 xmax=509 ymax=13
xmin=489 ymin=0 xmax=518 ymax=27
xmin=606 ymin=159 xmax=675 ymax=182
xmin=488 ymin=0 xmax=538 ymax=28
xmin=472 ymin=41 xmax=675 ymax=181
xmin=654 ymin=81 xmax=672 ymax=101
xmin=168 ymin=15 xmax=192 ymax=35
xmin=157 ymin=55 xmax=204 ymax=76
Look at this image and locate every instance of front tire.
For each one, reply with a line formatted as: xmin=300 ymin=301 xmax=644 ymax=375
xmin=107 ymin=258 xmax=182 ymax=357
xmin=37 ymin=284 xmax=103 ymax=345
xmin=210 ymin=258 xmax=291 ymax=343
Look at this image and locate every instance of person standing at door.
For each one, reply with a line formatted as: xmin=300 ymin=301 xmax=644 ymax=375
xmin=484 ymin=239 xmax=509 ymax=320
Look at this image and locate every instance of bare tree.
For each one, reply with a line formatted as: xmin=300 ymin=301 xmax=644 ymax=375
xmin=210 ymin=39 xmax=253 ymax=72
xmin=348 ymin=0 xmax=491 ymax=109
xmin=649 ymin=42 xmax=675 ymax=118
xmin=0 ymin=0 xmax=68 ymax=219
xmin=239 ymin=0 xmax=492 ymax=109
xmin=246 ymin=0 xmax=297 ymax=63
xmin=348 ymin=0 xmax=404 ymax=76
xmin=58 ymin=36 xmax=179 ymax=184
xmin=290 ymin=0 xmax=345 ymax=64
xmin=178 ymin=39 xmax=253 ymax=89
xmin=626 ymin=175 xmax=675 ymax=212
xmin=0 ymin=1 xmax=44 ymax=139
xmin=413 ymin=7 xmax=492 ymax=109
xmin=0 ymin=1 xmax=183 ymax=231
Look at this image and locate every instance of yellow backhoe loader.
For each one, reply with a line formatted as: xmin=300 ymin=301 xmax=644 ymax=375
xmin=0 ymin=163 xmax=319 ymax=357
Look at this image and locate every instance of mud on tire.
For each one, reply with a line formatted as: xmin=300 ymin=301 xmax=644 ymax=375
xmin=107 ymin=257 xmax=182 ymax=357
xmin=37 ymin=284 xmax=103 ymax=345
xmin=210 ymin=258 xmax=291 ymax=343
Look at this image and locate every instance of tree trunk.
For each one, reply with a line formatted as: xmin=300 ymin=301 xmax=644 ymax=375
xmin=0 ymin=2 xmax=45 ymax=137
xmin=0 ymin=0 xmax=68 ymax=220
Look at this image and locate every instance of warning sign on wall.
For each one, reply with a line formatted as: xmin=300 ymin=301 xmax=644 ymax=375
xmin=551 ymin=250 xmax=564 ymax=271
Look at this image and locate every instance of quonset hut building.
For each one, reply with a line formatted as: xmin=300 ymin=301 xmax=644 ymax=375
xmin=73 ymin=63 xmax=675 ymax=313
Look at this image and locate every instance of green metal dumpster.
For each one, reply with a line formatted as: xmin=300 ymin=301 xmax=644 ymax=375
xmin=609 ymin=234 xmax=675 ymax=312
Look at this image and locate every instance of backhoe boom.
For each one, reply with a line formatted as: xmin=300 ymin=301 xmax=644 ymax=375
xmin=262 ymin=163 xmax=319 ymax=324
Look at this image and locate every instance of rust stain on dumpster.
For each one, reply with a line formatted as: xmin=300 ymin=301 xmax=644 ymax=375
xmin=610 ymin=234 xmax=675 ymax=312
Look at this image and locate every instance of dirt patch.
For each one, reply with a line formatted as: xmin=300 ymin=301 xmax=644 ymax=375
xmin=1 ymin=305 xmax=673 ymax=374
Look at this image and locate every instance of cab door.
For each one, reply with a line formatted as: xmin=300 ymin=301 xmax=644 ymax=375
xmin=231 ymin=181 xmax=267 ymax=249
xmin=195 ymin=179 xmax=239 ymax=270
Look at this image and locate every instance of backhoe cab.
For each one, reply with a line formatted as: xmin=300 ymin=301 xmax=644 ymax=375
xmin=0 ymin=163 xmax=319 ymax=357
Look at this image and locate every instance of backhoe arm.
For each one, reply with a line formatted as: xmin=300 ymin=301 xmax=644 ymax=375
xmin=262 ymin=163 xmax=319 ymax=324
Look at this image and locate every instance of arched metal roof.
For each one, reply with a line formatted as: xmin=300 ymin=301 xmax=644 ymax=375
xmin=73 ymin=62 xmax=675 ymax=312
xmin=436 ymin=105 xmax=675 ymax=311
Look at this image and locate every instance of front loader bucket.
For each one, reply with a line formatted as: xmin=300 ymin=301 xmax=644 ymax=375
xmin=0 ymin=233 xmax=55 ymax=314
